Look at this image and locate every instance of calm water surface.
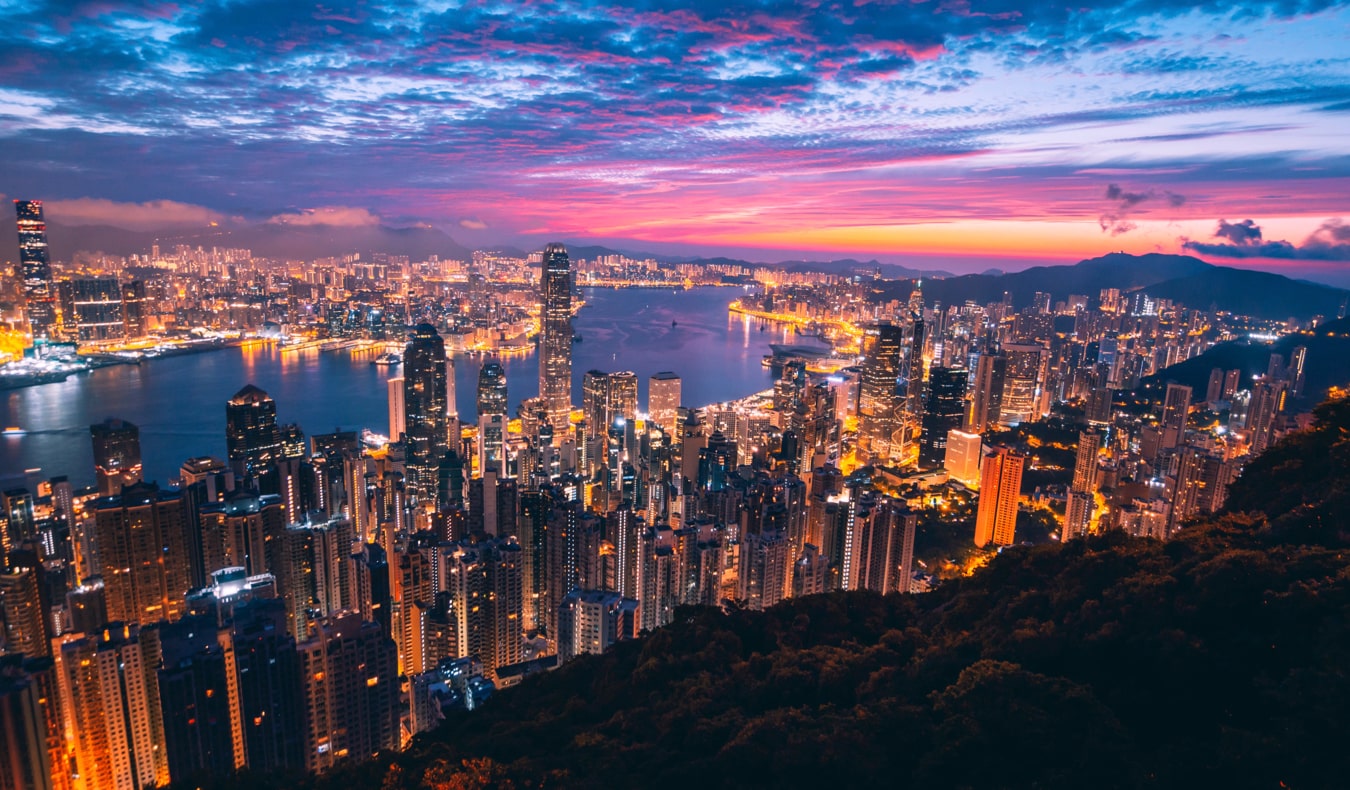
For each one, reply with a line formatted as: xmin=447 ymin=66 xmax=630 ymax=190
xmin=1 ymin=286 xmax=800 ymax=487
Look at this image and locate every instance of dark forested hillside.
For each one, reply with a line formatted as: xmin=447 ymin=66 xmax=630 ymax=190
xmin=212 ymin=400 xmax=1350 ymax=790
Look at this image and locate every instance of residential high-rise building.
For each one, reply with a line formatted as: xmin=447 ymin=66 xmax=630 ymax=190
xmin=476 ymin=361 xmax=508 ymax=419
xmin=387 ymin=376 xmax=405 ymax=441
xmin=1288 ymin=345 xmax=1307 ymax=397
xmin=539 ymin=243 xmax=574 ymax=435
xmin=404 ymin=324 xmax=449 ymax=502
xmin=443 ymin=538 xmax=524 ymax=679
xmin=919 ymin=366 xmax=967 ymax=469
xmin=857 ymin=323 xmax=904 ymax=463
xmin=156 ymin=615 xmax=238 ymax=783
xmin=1248 ymin=379 xmax=1287 ymax=455
xmin=1205 ymin=368 xmax=1226 ymax=404
xmin=91 ymin=482 xmax=194 ymax=624
xmin=296 ymin=612 xmax=400 ymax=772
xmin=648 ymin=372 xmax=681 ymax=430
xmin=14 ymin=200 xmax=56 ymax=342
xmin=225 ymin=385 xmax=282 ymax=480
xmin=0 ymin=656 xmax=56 ymax=790
xmin=90 ymin=418 xmax=143 ymax=496
xmin=1063 ymin=430 xmax=1103 ymax=541
xmin=1160 ymin=383 xmax=1192 ymax=450
xmin=973 ymin=446 xmax=1024 ymax=548
xmin=225 ymin=599 xmax=306 ymax=774
xmin=56 ymin=623 xmax=170 ymax=790
xmin=0 ymin=563 xmax=49 ymax=659
xmin=557 ymin=589 xmax=638 ymax=662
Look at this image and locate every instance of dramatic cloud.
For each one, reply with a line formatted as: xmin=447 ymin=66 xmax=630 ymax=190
xmin=1213 ymin=219 xmax=1264 ymax=245
xmin=0 ymin=0 xmax=1345 ymax=262
xmin=41 ymin=198 xmax=227 ymax=230
xmin=459 ymin=219 xmax=489 ymax=230
xmin=1183 ymin=218 xmax=1350 ymax=261
xmin=266 ymin=207 xmax=383 ymax=227
xmin=1099 ymin=184 xmax=1187 ymax=236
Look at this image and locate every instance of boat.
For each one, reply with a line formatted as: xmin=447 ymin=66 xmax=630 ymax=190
xmin=768 ymin=339 xmax=834 ymax=359
xmin=372 ymin=352 xmax=402 ymax=366
xmin=671 ymin=320 xmax=678 ymax=327
xmin=572 ymin=335 xmax=583 ymax=343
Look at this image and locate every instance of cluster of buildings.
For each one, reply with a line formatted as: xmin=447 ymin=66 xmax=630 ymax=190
xmin=0 ymin=202 xmax=1331 ymax=788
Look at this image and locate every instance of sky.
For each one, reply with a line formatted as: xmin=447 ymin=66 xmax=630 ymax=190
xmin=1 ymin=0 xmax=1348 ymax=280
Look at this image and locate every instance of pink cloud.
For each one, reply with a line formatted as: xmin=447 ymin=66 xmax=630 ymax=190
xmin=266 ymin=206 xmax=383 ymax=227
xmin=42 ymin=197 xmax=228 ymax=230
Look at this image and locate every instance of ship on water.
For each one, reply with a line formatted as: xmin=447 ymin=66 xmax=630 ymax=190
xmin=767 ymin=332 xmax=833 ymax=359
xmin=372 ymin=352 xmax=402 ymax=366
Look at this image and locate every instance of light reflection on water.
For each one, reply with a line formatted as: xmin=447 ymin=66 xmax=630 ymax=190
xmin=1 ymin=286 xmax=799 ymax=487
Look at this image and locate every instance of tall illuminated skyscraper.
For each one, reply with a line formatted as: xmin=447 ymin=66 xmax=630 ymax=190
xmin=387 ymin=376 xmax=405 ymax=441
xmin=918 ymin=366 xmax=967 ymax=469
xmin=1063 ymin=429 xmax=1103 ymax=541
xmin=91 ymin=482 xmax=194 ymax=624
xmin=13 ymin=200 xmax=56 ymax=342
xmin=90 ymin=418 xmax=143 ymax=496
xmin=404 ymin=324 xmax=448 ymax=502
xmin=648 ymin=372 xmax=681 ymax=430
xmin=539 ymin=243 xmax=573 ymax=435
xmin=477 ymin=361 xmax=508 ymax=419
xmin=1160 ymin=383 xmax=1192 ymax=450
xmin=225 ymin=385 xmax=282 ymax=480
xmin=973 ymin=446 xmax=1024 ymax=548
xmin=857 ymin=323 xmax=904 ymax=463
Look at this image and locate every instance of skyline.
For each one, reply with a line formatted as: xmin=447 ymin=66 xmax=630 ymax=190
xmin=1 ymin=1 xmax=1349 ymax=281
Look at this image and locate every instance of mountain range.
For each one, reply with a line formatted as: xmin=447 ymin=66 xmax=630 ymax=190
xmin=43 ymin=221 xmax=1349 ymax=320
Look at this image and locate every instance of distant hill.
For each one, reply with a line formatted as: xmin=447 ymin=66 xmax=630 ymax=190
xmin=1144 ymin=317 xmax=1350 ymax=403
xmin=1140 ymin=267 xmax=1348 ymax=321
xmin=207 ymin=399 xmax=1350 ymax=790
xmin=47 ymin=221 xmax=472 ymax=263
xmin=873 ymin=253 xmax=1346 ymax=319
xmin=876 ymin=252 xmax=1214 ymax=309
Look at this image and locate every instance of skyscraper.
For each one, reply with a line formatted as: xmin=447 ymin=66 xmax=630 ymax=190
xmin=56 ymin=624 xmax=170 ymax=790
xmin=91 ymin=482 xmax=194 ymax=624
xmin=14 ymin=200 xmax=56 ymax=342
xmin=582 ymin=369 xmax=639 ymax=436
xmin=857 ymin=323 xmax=904 ymax=463
xmin=648 ymin=372 xmax=681 ymax=430
xmin=539 ymin=243 xmax=573 ymax=434
xmin=477 ymin=360 xmax=508 ymax=419
xmin=968 ymin=352 xmax=1006 ymax=433
xmin=387 ymin=376 xmax=405 ymax=441
xmin=90 ymin=418 xmax=143 ymax=496
xmin=0 ymin=656 xmax=56 ymax=790
xmin=1160 ymin=383 xmax=1191 ymax=450
xmin=404 ymin=324 xmax=449 ymax=502
xmin=225 ymin=385 xmax=282 ymax=480
xmin=919 ymin=366 xmax=967 ymax=469
xmin=0 ymin=563 xmax=49 ymax=659
xmin=58 ymin=277 xmax=126 ymax=343
xmin=1063 ymin=430 xmax=1103 ymax=541
xmin=973 ymin=446 xmax=1024 ymax=548
xmin=297 ymin=613 xmax=400 ymax=772
xmin=998 ymin=343 xmax=1046 ymax=425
